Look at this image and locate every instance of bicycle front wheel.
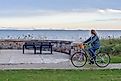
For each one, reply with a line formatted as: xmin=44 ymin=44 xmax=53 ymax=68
xmin=95 ymin=52 xmax=110 ymax=67
xmin=71 ymin=52 xmax=87 ymax=67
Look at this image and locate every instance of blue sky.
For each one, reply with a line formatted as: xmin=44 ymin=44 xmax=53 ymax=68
xmin=0 ymin=0 xmax=121 ymax=29
xmin=0 ymin=0 xmax=121 ymax=10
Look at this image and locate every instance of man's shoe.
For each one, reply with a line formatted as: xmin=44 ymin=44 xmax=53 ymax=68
xmin=89 ymin=60 xmax=94 ymax=65
xmin=89 ymin=62 xmax=92 ymax=65
xmin=91 ymin=61 xmax=94 ymax=64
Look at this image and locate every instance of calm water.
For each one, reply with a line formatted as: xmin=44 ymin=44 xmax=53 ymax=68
xmin=0 ymin=30 xmax=121 ymax=41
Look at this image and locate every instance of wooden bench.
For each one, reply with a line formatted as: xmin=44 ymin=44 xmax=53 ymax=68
xmin=40 ymin=42 xmax=53 ymax=54
xmin=23 ymin=41 xmax=53 ymax=54
xmin=23 ymin=41 xmax=36 ymax=54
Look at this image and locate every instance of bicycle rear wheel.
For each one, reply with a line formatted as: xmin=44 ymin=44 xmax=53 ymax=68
xmin=71 ymin=52 xmax=87 ymax=67
xmin=95 ymin=52 xmax=110 ymax=67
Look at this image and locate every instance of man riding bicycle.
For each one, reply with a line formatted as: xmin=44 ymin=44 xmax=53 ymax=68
xmin=83 ymin=30 xmax=100 ymax=64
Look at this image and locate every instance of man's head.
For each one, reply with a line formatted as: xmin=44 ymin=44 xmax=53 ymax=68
xmin=91 ymin=30 xmax=97 ymax=35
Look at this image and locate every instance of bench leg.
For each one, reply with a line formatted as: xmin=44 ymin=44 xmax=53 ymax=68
xmin=51 ymin=46 xmax=52 ymax=54
xmin=23 ymin=46 xmax=25 ymax=54
xmin=69 ymin=49 xmax=71 ymax=55
xmin=34 ymin=47 xmax=36 ymax=54
xmin=40 ymin=46 xmax=42 ymax=54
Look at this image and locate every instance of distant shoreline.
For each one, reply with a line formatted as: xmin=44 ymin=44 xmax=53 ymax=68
xmin=0 ymin=29 xmax=121 ymax=31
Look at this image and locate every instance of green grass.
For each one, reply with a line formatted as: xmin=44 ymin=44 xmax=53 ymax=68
xmin=0 ymin=69 xmax=121 ymax=81
xmin=87 ymin=38 xmax=121 ymax=63
xmin=111 ymin=55 xmax=121 ymax=63
xmin=99 ymin=38 xmax=121 ymax=63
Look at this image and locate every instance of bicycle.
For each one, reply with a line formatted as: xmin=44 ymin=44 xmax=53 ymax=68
xmin=71 ymin=43 xmax=110 ymax=68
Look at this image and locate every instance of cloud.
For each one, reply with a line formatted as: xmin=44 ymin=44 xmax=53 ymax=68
xmin=0 ymin=10 xmax=62 ymax=17
xmin=0 ymin=8 xmax=121 ymax=18
xmin=110 ymin=18 xmax=121 ymax=21
xmin=98 ymin=9 xmax=121 ymax=14
xmin=0 ymin=8 xmax=121 ymax=29
xmin=95 ymin=18 xmax=121 ymax=22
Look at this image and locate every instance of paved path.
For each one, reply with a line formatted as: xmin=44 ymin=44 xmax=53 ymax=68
xmin=0 ymin=61 xmax=121 ymax=70
xmin=0 ymin=50 xmax=121 ymax=70
xmin=0 ymin=50 xmax=69 ymax=64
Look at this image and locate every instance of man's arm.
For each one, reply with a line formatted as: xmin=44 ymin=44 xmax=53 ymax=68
xmin=83 ymin=37 xmax=91 ymax=43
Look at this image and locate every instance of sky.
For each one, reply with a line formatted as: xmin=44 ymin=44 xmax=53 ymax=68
xmin=0 ymin=0 xmax=121 ymax=30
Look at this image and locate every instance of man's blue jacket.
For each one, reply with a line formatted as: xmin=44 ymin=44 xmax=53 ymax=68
xmin=84 ymin=35 xmax=100 ymax=49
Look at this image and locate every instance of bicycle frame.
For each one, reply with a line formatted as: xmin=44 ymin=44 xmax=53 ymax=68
xmin=80 ymin=44 xmax=99 ymax=62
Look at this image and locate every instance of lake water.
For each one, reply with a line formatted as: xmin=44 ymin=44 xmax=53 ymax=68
xmin=0 ymin=30 xmax=121 ymax=41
